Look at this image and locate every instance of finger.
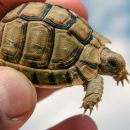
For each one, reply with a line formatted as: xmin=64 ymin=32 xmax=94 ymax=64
xmin=0 ymin=67 xmax=37 ymax=130
xmin=36 ymin=87 xmax=60 ymax=101
xmin=48 ymin=114 xmax=97 ymax=130
xmin=0 ymin=0 xmax=46 ymax=19
xmin=46 ymin=0 xmax=88 ymax=19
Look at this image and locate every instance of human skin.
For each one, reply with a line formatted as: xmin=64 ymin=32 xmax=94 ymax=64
xmin=0 ymin=0 xmax=97 ymax=130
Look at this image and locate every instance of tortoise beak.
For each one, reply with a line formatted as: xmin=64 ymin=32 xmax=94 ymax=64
xmin=113 ymin=68 xmax=130 ymax=86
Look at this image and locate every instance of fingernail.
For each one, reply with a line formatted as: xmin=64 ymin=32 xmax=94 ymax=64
xmin=0 ymin=67 xmax=37 ymax=121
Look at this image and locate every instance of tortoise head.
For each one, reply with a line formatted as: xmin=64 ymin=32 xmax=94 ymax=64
xmin=99 ymin=47 xmax=129 ymax=86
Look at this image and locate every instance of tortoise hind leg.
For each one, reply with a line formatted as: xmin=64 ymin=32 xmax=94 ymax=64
xmin=81 ymin=75 xmax=104 ymax=114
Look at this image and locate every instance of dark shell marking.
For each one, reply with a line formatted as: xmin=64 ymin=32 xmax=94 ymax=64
xmin=0 ymin=2 xmax=97 ymax=87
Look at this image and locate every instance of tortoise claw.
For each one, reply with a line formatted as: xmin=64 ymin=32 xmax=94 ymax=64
xmin=121 ymin=80 xmax=124 ymax=87
xmin=117 ymin=81 xmax=119 ymax=86
xmin=115 ymin=69 xmax=130 ymax=86
xmin=89 ymin=106 xmax=93 ymax=115
xmin=125 ymin=76 xmax=130 ymax=84
xmin=82 ymin=105 xmax=94 ymax=116
xmin=96 ymin=103 xmax=99 ymax=110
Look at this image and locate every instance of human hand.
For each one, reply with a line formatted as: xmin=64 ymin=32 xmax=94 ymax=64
xmin=0 ymin=0 xmax=97 ymax=130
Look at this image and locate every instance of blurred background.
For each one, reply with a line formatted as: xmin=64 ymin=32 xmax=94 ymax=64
xmin=20 ymin=0 xmax=130 ymax=130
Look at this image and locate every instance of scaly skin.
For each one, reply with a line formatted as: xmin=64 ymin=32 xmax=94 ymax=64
xmin=82 ymin=75 xmax=104 ymax=114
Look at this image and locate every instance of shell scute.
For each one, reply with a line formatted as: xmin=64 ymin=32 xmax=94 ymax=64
xmin=19 ymin=2 xmax=52 ymax=21
xmin=44 ymin=5 xmax=76 ymax=29
xmin=0 ymin=19 xmax=27 ymax=63
xmin=0 ymin=22 xmax=5 ymax=46
xmin=90 ymin=37 xmax=101 ymax=48
xmin=76 ymin=45 xmax=100 ymax=80
xmin=49 ymin=29 xmax=84 ymax=69
xmin=69 ymin=18 xmax=92 ymax=44
xmin=79 ymin=45 xmax=100 ymax=64
xmin=20 ymin=21 xmax=54 ymax=68
xmin=20 ymin=3 xmax=46 ymax=17
xmin=2 ymin=4 xmax=25 ymax=22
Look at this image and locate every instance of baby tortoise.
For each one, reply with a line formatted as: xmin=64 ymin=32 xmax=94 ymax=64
xmin=0 ymin=2 xmax=129 ymax=114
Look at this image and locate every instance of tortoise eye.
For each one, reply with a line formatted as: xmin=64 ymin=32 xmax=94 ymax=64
xmin=108 ymin=59 xmax=118 ymax=67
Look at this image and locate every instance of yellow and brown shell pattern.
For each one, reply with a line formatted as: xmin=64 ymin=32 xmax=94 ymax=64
xmin=0 ymin=2 xmax=108 ymax=87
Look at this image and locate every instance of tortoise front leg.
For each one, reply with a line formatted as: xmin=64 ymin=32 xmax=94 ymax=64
xmin=81 ymin=75 xmax=104 ymax=114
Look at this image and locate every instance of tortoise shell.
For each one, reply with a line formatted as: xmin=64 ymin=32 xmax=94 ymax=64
xmin=0 ymin=2 xmax=109 ymax=87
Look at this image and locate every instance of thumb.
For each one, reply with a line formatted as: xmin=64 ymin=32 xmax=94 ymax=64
xmin=0 ymin=67 xmax=37 ymax=130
